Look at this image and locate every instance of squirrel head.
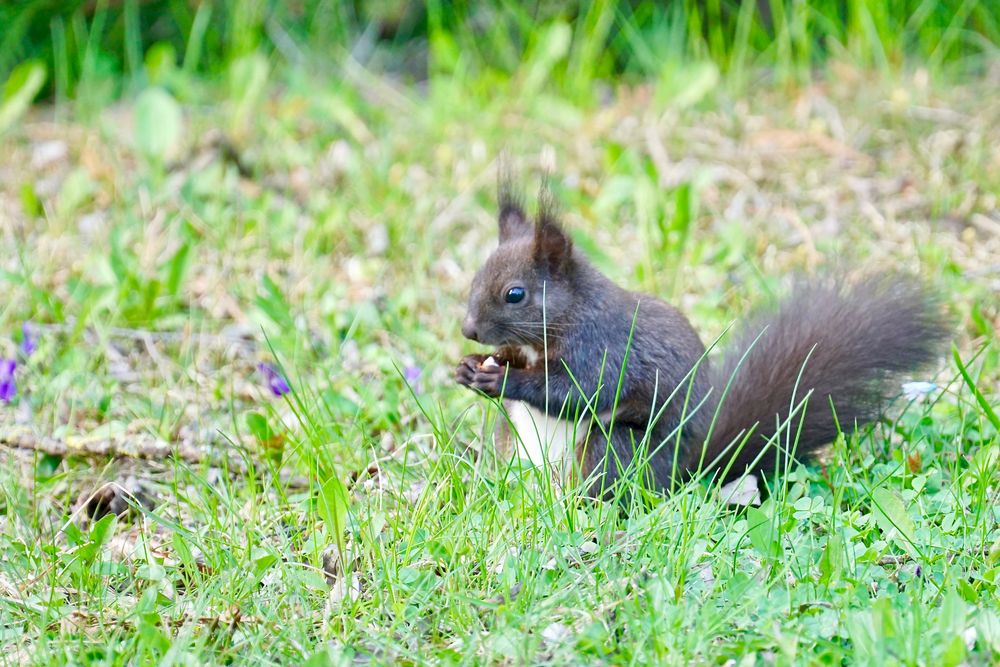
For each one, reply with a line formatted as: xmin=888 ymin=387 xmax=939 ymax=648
xmin=461 ymin=183 xmax=576 ymax=347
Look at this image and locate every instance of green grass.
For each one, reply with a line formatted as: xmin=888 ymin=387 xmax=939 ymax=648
xmin=3 ymin=0 xmax=1000 ymax=100
xmin=1 ymin=2 xmax=1000 ymax=665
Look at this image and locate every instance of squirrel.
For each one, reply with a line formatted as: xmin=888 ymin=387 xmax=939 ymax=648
xmin=455 ymin=178 xmax=951 ymax=496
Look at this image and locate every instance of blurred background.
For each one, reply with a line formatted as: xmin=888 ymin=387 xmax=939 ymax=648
xmin=2 ymin=1 xmax=998 ymax=106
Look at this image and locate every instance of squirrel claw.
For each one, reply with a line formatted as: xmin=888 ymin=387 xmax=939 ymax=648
xmin=455 ymin=354 xmax=486 ymax=386
xmin=455 ymin=354 xmax=507 ymax=397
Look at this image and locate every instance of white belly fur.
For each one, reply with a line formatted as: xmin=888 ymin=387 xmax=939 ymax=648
xmin=505 ymin=401 xmax=578 ymax=470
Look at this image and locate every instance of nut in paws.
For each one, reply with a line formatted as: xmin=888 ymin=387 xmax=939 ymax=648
xmin=455 ymin=354 xmax=507 ymax=397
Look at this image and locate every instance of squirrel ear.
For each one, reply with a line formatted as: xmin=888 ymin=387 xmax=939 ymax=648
xmin=498 ymin=202 xmax=531 ymax=243
xmin=533 ymin=219 xmax=572 ymax=273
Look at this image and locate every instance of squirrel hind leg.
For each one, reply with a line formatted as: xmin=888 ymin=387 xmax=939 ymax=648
xmin=576 ymin=422 xmax=680 ymax=500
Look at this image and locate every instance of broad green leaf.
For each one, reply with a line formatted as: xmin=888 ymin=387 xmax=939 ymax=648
xmin=90 ymin=512 xmax=117 ymax=548
xmin=35 ymin=452 xmax=62 ymax=480
xmin=245 ymin=410 xmax=283 ymax=462
xmin=318 ymin=475 xmax=350 ymax=583
xmin=145 ymin=42 xmax=177 ymax=85
xmin=172 ymin=533 xmax=194 ymax=570
xmin=0 ymin=59 xmax=46 ymax=135
xmin=747 ymin=506 xmax=781 ymax=559
xmin=793 ymin=495 xmax=825 ymax=520
xmin=666 ymin=182 xmax=694 ymax=258
xmin=78 ymin=513 xmax=117 ymax=565
xmin=135 ymin=86 xmax=183 ymax=161
xmin=165 ymin=241 xmax=191 ymax=296
xmin=429 ymin=30 xmax=460 ymax=75
xmin=252 ymin=552 xmax=279 ymax=579
xmin=871 ymin=487 xmax=917 ymax=556
xmin=819 ymin=533 xmax=844 ymax=584
xmin=19 ymin=182 xmax=42 ymax=217
xmin=318 ymin=474 xmax=349 ymax=540
xmin=245 ymin=412 xmax=273 ymax=442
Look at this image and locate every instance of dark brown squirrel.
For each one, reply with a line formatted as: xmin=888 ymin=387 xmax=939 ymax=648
xmin=455 ymin=179 xmax=951 ymax=494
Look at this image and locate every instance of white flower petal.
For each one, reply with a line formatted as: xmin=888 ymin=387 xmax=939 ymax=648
xmin=902 ymin=381 xmax=937 ymax=401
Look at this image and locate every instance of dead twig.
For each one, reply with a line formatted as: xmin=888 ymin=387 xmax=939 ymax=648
xmin=0 ymin=426 xmax=309 ymax=489
xmin=32 ymin=321 xmax=258 ymax=351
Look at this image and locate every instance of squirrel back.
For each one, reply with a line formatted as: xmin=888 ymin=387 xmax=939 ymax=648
xmin=457 ymin=179 xmax=951 ymax=492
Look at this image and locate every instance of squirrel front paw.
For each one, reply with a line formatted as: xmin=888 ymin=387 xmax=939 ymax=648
xmin=455 ymin=354 xmax=507 ymax=398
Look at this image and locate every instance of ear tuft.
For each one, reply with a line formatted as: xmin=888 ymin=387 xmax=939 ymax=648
xmin=498 ymin=200 xmax=530 ymax=243
xmin=533 ymin=180 xmax=571 ymax=273
xmin=536 ymin=177 xmax=558 ymax=227
xmin=497 ymin=161 xmax=530 ymax=243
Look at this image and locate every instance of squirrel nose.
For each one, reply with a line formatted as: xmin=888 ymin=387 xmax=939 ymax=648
xmin=462 ymin=317 xmax=479 ymax=341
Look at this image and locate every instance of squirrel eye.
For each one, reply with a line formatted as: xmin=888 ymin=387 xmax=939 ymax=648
xmin=504 ymin=286 xmax=526 ymax=304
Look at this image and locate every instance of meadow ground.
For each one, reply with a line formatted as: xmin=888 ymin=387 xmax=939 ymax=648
xmin=1 ymin=20 xmax=1000 ymax=666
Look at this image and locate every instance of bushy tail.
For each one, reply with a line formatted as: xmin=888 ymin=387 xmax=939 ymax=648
xmin=700 ymin=273 xmax=950 ymax=483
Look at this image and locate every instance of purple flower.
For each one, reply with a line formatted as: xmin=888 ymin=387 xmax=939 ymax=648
xmin=20 ymin=322 xmax=37 ymax=357
xmin=258 ymin=362 xmax=291 ymax=397
xmin=403 ymin=365 xmax=422 ymax=394
xmin=0 ymin=359 xmax=16 ymax=403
